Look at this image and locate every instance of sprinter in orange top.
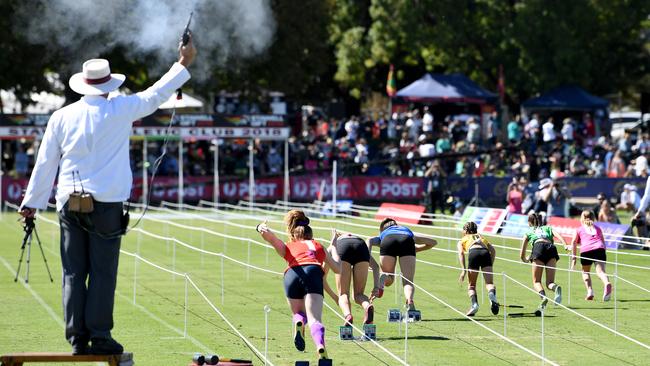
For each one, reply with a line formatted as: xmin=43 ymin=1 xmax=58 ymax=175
xmin=256 ymin=210 xmax=340 ymax=360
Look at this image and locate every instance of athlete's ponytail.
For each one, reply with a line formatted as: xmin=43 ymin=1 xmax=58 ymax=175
xmin=285 ymin=210 xmax=313 ymax=241
xmin=528 ymin=212 xmax=542 ymax=228
xmin=463 ymin=221 xmax=478 ymax=235
xmin=580 ymin=210 xmax=595 ymax=228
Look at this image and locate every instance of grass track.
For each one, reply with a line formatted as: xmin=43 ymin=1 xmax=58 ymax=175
xmin=1 ymin=205 xmax=650 ymax=365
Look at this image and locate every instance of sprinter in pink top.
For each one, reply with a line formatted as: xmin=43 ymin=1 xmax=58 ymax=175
xmin=570 ymin=210 xmax=612 ymax=301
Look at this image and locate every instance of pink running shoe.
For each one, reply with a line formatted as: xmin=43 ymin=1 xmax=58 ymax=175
xmin=603 ymin=283 xmax=612 ymax=302
xmin=585 ymin=293 xmax=594 ymax=301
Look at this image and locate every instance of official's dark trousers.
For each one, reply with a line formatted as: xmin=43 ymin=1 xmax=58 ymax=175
xmin=58 ymin=201 xmax=123 ymax=346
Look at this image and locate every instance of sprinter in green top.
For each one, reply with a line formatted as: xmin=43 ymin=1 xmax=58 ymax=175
xmin=519 ymin=212 xmax=569 ymax=316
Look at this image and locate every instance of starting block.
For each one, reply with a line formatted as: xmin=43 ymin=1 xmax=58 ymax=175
xmin=387 ymin=309 xmax=402 ymax=322
xmin=405 ymin=310 xmax=421 ymax=322
xmin=362 ymin=324 xmax=376 ymax=340
xmin=339 ymin=326 xmax=354 ymax=340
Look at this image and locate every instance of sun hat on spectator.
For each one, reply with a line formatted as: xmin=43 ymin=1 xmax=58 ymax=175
xmin=69 ymin=59 xmax=125 ymax=95
xmin=623 ymin=184 xmax=632 ymax=191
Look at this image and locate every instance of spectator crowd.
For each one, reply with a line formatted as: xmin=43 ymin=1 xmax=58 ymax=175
xmin=3 ymin=108 xmax=647 ymax=202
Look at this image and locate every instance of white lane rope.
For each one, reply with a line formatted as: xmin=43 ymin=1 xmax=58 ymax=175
xmin=244 ymin=200 xmax=650 ymax=250
xmin=23 ymin=202 xmax=650 ymax=359
xmin=180 ymin=201 xmax=650 ymax=272
xmin=130 ymin=211 xmax=620 ymax=362
xmin=279 ymin=199 xmax=650 ymax=246
xmin=132 ymin=202 xmax=650 ymax=294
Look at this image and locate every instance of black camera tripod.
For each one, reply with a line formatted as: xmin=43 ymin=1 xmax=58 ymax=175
xmin=14 ymin=216 xmax=54 ymax=284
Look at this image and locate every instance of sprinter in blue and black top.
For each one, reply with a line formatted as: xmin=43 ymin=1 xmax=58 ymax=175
xmin=369 ymin=218 xmax=437 ymax=311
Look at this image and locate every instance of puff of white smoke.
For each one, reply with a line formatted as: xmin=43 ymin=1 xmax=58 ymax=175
xmin=15 ymin=0 xmax=276 ymax=81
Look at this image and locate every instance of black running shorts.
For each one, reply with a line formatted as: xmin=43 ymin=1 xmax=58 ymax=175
xmin=468 ymin=247 xmax=492 ymax=270
xmin=283 ymin=264 xmax=324 ymax=299
xmin=379 ymin=234 xmax=416 ymax=257
xmin=580 ymin=248 xmax=607 ymax=266
xmin=531 ymin=241 xmax=560 ymax=264
xmin=336 ymin=236 xmax=370 ymax=265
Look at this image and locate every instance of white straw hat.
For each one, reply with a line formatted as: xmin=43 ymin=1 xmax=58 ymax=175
xmin=69 ymin=59 xmax=125 ymax=95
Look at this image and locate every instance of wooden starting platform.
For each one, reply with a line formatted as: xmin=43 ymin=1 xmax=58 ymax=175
xmin=0 ymin=352 xmax=133 ymax=366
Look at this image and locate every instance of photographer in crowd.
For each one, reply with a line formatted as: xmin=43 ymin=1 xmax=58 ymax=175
xmin=540 ymin=178 xmax=571 ymax=218
xmin=19 ymin=38 xmax=196 ymax=355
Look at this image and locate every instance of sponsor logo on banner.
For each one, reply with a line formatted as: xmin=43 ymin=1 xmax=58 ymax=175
xmin=478 ymin=208 xmax=508 ymax=234
xmin=500 ymin=214 xmax=529 ymax=238
xmin=459 ymin=206 xmax=507 ymax=234
xmin=595 ymin=222 xmax=630 ymax=250
xmin=375 ymin=203 xmax=426 ymax=225
xmin=132 ymin=127 xmax=290 ymax=140
xmin=547 ymin=216 xmax=581 ymax=244
xmin=459 ymin=206 xmax=490 ymax=229
xmin=290 ymin=176 xmax=422 ymax=200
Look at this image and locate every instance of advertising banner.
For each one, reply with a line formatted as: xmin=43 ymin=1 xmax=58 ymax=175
xmin=595 ymin=222 xmax=630 ymax=250
xmin=478 ymin=208 xmax=508 ymax=234
xmin=289 ymin=176 xmax=423 ymax=201
xmin=547 ymin=216 xmax=582 ymax=244
xmin=446 ymin=176 xmax=646 ymax=203
xmin=0 ymin=113 xmax=289 ymax=141
xmin=458 ymin=206 xmax=490 ymax=229
xmin=500 ymin=214 xmax=529 ymax=238
xmin=458 ymin=206 xmax=507 ymax=234
xmin=458 ymin=206 xmax=477 ymax=228
xmin=375 ymin=203 xmax=427 ymax=225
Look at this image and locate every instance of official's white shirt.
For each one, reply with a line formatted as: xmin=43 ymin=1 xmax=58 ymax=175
xmin=21 ymin=62 xmax=191 ymax=211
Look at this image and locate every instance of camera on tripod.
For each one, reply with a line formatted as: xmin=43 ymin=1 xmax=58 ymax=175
xmin=15 ymin=214 xmax=53 ymax=284
xmin=23 ymin=216 xmax=35 ymax=231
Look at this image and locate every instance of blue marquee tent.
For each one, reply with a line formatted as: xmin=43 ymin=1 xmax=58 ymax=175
xmin=522 ymin=85 xmax=608 ymax=110
xmin=395 ymin=73 xmax=497 ymax=104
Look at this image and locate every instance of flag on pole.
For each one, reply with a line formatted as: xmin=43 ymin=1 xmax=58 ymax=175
xmin=497 ymin=64 xmax=505 ymax=103
xmin=386 ymin=64 xmax=397 ymax=97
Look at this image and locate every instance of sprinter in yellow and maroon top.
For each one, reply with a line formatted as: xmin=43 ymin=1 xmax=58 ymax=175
xmin=457 ymin=221 xmax=500 ymax=316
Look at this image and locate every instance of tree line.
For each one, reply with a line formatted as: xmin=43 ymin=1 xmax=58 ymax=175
xmin=1 ymin=0 xmax=648 ymax=111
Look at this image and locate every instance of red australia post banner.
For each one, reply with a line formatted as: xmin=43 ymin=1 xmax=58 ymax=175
xmin=131 ymin=176 xmax=283 ymax=201
xmin=290 ymin=176 xmax=423 ymax=200
xmin=2 ymin=175 xmax=424 ymax=205
xmin=2 ymin=177 xmax=30 ymax=203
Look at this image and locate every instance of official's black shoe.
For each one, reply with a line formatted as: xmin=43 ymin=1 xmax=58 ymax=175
xmin=71 ymin=339 xmax=89 ymax=355
xmin=89 ymin=338 xmax=124 ymax=355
